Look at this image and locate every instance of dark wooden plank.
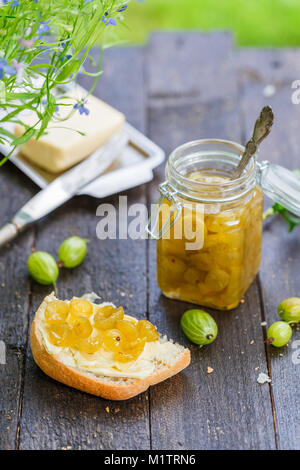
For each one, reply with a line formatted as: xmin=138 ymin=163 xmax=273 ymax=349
xmin=3 ymin=38 xmax=299 ymax=451
xmin=146 ymin=33 xmax=276 ymax=450
xmin=147 ymin=32 xmax=236 ymax=101
xmin=238 ymin=49 xmax=300 ymax=450
xmin=0 ymin=346 xmax=23 ymax=449
xmin=0 ymin=162 xmax=36 ymax=449
xmin=0 ymin=164 xmax=35 ymax=347
xmin=236 ymin=48 xmax=300 ymax=85
xmin=18 ymin=47 xmax=151 ymax=450
xmin=95 ymin=47 xmax=146 ymax=131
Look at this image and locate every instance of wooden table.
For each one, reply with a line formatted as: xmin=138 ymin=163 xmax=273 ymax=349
xmin=1 ymin=32 xmax=300 ymax=450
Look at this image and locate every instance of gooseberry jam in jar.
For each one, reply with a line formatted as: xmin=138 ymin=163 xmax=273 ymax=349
xmin=151 ymin=139 xmax=264 ymax=311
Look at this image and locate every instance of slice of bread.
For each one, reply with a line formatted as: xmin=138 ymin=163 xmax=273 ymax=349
xmin=30 ymin=295 xmax=191 ymax=400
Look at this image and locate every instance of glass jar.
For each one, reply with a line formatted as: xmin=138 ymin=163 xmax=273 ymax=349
xmin=147 ymin=139 xmax=300 ymax=311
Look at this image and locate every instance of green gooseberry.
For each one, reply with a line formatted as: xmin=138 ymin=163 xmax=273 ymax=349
xmin=181 ymin=309 xmax=218 ymax=345
xmin=27 ymin=251 xmax=59 ymax=285
xmin=58 ymin=236 xmax=87 ymax=268
xmin=278 ymin=297 xmax=300 ymax=324
xmin=267 ymin=321 xmax=293 ymax=348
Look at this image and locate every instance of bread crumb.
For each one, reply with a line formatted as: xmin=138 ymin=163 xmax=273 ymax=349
xmin=250 ymin=340 xmax=254 ymax=345
xmin=240 ymin=299 xmax=245 ymax=304
xmin=115 ymin=408 xmax=120 ymax=413
xmin=263 ymin=84 xmax=276 ymax=98
xmin=261 ymin=321 xmax=267 ymax=326
xmin=105 ymin=406 xmax=110 ymax=413
xmin=257 ymin=372 xmax=271 ymax=384
xmin=207 ymin=366 xmax=214 ymax=374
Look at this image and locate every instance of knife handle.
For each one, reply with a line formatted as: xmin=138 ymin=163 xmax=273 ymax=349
xmin=0 ymin=223 xmax=18 ymax=248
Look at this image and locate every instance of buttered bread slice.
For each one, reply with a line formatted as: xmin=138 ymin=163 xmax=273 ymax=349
xmin=30 ymin=293 xmax=191 ymax=400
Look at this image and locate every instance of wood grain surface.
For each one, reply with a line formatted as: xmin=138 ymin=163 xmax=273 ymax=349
xmin=0 ymin=33 xmax=299 ymax=450
xmin=146 ymin=33 xmax=275 ymax=451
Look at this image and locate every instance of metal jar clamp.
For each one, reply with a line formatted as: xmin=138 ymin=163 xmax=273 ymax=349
xmin=146 ymin=181 xmax=183 ymax=239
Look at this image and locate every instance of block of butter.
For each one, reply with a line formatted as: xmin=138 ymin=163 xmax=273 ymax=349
xmin=14 ymin=90 xmax=125 ymax=173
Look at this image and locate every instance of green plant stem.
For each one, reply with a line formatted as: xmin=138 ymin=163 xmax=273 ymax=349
xmin=263 ymin=207 xmax=275 ymax=221
xmin=0 ymin=0 xmax=130 ymax=166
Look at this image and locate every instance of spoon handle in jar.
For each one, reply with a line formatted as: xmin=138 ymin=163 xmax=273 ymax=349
xmin=231 ymin=106 xmax=274 ymax=179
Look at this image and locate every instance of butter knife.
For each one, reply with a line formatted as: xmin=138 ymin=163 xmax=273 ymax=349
xmin=0 ymin=132 xmax=127 ymax=248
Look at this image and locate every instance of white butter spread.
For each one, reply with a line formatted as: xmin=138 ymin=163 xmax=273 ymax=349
xmin=38 ymin=295 xmax=183 ymax=380
xmin=14 ymin=88 xmax=125 ymax=173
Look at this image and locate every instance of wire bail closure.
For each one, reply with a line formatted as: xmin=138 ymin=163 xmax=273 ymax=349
xmin=146 ymin=181 xmax=183 ymax=239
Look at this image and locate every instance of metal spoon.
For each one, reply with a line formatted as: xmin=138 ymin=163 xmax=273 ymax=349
xmin=231 ymin=105 xmax=274 ymax=180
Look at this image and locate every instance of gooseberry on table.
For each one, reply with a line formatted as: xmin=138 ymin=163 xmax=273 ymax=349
xmin=278 ymin=297 xmax=300 ymax=324
xmin=58 ymin=236 xmax=87 ymax=268
xmin=27 ymin=251 xmax=59 ymax=285
xmin=181 ymin=309 xmax=218 ymax=345
xmin=267 ymin=321 xmax=293 ymax=348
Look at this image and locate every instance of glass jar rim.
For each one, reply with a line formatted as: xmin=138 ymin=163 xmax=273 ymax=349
xmin=166 ymin=138 xmax=258 ymax=203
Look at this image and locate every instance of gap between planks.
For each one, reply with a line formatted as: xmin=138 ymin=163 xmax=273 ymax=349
xmin=15 ymin=226 xmax=37 ymax=450
xmin=256 ymin=275 xmax=279 ymax=449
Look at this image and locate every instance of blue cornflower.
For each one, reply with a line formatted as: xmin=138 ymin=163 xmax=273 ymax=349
xmin=3 ymin=0 xmax=20 ymax=7
xmin=61 ymin=41 xmax=71 ymax=48
xmin=74 ymin=99 xmax=89 ymax=116
xmin=61 ymin=54 xmax=72 ymax=61
xmin=0 ymin=58 xmax=16 ymax=80
xmin=107 ymin=18 xmax=117 ymax=26
xmin=102 ymin=16 xmax=117 ymax=26
xmin=118 ymin=5 xmax=127 ymax=12
xmin=38 ymin=20 xmax=51 ymax=40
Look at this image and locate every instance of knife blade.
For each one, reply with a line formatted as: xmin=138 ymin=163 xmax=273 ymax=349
xmin=0 ymin=131 xmax=127 ymax=247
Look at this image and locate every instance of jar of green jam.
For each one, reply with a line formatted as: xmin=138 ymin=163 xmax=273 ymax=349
xmin=147 ymin=139 xmax=300 ymax=311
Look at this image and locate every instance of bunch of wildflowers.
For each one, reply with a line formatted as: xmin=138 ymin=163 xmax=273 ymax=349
xmin=0 ymin=0 xmax=129 ymax=165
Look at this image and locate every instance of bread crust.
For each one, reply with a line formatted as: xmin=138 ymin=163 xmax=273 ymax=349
xmin=30 ymin=299 xmax=191 ymax=400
